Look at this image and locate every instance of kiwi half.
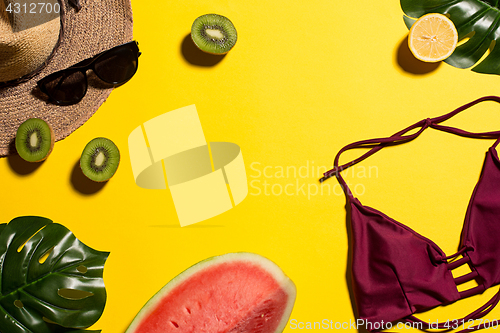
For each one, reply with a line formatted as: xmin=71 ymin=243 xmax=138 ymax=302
xmin=191 ymin=14 xmax=237 ymax=54
xmin=15 ymin=118 xmax=54 ymax=162
xmin=80 ymin=137 xmax=120 ymax=182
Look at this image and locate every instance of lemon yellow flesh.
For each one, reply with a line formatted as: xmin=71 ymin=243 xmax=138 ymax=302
xmin=409 ymin=13 xmax=458 ymax=62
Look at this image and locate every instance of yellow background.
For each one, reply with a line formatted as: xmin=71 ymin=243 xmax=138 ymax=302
xmin=2 ymin=0 xmax=500 ymax=332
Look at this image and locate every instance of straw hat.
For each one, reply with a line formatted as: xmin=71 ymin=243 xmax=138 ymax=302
xmin=0 ymin=0 xmax=133 ymax=156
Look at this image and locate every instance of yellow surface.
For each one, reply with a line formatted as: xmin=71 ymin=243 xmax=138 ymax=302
xmin=129 ymin=105 xmax=248 ymax=226
xmin=2 ymin=0 xmax=500 ymax=332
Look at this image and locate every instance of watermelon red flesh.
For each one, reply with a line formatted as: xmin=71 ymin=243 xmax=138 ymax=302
xmin=132 ymin=260 xmax=291 ymax=333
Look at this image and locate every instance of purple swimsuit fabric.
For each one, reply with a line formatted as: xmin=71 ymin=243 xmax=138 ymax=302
xmin=322 ymin=96 xmax=500 ymax=332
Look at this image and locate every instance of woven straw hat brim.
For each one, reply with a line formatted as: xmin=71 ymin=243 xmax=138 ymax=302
xmin=0 ymin=0 xmax=133 ymax=156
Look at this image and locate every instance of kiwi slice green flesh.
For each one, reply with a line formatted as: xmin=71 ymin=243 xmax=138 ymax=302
xmin=191 ymin=14 xmax=237 ymax=54
xmin=15 ymin=118 xmax=54 ymax=162
xmin=80 ymin=137 xmax=120 ymax=182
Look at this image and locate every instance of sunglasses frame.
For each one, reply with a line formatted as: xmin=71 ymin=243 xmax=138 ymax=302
xmin=37 ymin=40 xmax=141 ymax=106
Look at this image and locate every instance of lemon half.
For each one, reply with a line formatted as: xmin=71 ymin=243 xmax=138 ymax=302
xmin=408 ymin=13 xmax=458 ymax=63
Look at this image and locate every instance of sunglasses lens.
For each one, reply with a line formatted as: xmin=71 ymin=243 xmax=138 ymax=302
xmin=94 ymin=46 xmax=138 ymax=84
xmin=40 ymin=70 xmax=87 ymax=105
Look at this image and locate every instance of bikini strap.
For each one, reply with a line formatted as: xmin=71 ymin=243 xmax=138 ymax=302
xmin=430 ymin=96 xmax=500 ymax=143
xmin=320 ymin=118 xmax=430 ymax=196
xmin=321 ymin=96 xmax=500 ymax=196
xmin=404 ymin=286 xmax=500 ymax=333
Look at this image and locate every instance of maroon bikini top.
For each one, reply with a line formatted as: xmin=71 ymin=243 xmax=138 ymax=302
xmin=321 ymin=96 xmax=500 ymax=332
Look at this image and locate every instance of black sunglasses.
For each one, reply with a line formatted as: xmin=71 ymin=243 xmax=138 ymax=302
xmin=37 ymin=41 xmax=141 ymax=106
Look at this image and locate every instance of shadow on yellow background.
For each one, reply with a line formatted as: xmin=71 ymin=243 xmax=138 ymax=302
xmin=396 ymin=36 xmax=441 ymax=75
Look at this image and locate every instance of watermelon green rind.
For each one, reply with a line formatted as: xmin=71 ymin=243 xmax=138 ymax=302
xmin=125 ymin=252 xmax=297 ymax=333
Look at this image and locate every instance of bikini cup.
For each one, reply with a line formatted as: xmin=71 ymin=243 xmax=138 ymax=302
xmin=322 ymin=96 xmax=500 ymax=332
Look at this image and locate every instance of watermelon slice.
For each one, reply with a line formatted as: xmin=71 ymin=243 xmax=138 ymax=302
xmin=126 ymin=252 xmax=296 ymax=333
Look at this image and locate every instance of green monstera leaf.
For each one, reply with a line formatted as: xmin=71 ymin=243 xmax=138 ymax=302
xmin=401 ymin=0 xmax=500 ymax=74
xmin=0 ymin=216 xmax=108 ymax=333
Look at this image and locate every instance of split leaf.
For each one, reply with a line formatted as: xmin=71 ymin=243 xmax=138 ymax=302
xmin=0 ymin=216 xmax=108 ymax=333
xmin=401 ymin=0 xmax=500 ymax=74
